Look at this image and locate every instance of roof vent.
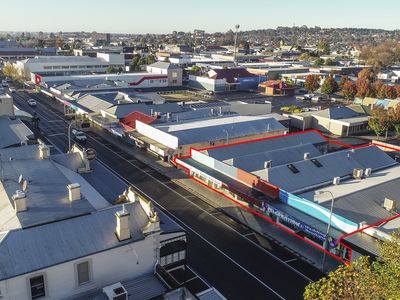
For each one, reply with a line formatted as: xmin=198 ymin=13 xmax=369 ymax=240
xmin=12 ymin=190 xmax=27 ymax=212
xmin=67 ymin=183 xmax=81 ymax=201
xmin=102 ymin=282 xmax=128 ymax=300
xmin=352 ymin=168 xmax=363 ymax=179
xmin=264 ymin=160 xmax=272 ymax=169
xmin=39 ymin=144 xmax=50 ymax=159
xmin=333 ymin=177 xmax=340 ymax=185
xmin=364 ymin=168 xmax=372 ymax=177
xmin=115 ymin=205 xmax=131 ymax=241
xmin=304 ymin=152 xmax=310 ymax=160
xmin=384 ymin=198 xmax=396 ymax=211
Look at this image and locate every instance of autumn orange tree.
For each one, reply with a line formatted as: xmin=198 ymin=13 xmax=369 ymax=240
xmin=305 ymin=74 xmax=320 ymax=92
xmin=341 ymin=80 xmax=357 ymax=100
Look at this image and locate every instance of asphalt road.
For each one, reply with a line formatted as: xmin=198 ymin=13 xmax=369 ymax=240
xmin=11 ymin=88 xmax=324 ymax=300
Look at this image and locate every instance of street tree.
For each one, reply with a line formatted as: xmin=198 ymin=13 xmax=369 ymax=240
xmin=357 ymin=68 xmax=376 ymax=82
xmin=305 ymin=230 xmax=400 ymax=300
xmin=2 ymin=64 xmax=19 ymax=79
xmin=339 ymin=75 xmax=349 ymax=90
xmin=342 ymin=80 xmax=357 ymax=100
xmin=368 ymin=106 xmax=391 ymax=137
xmin=321 ymin=76 xmax=339 ymax=95
xmin=384 ymin=85 xmax=397 ymax=99
xmin=305 ymin=74 xmax=320 ymax=92
xmin=356 ymin=79 xmax=375 ymax=98
xmin=304 ymin=257 xmax=382 ymax=300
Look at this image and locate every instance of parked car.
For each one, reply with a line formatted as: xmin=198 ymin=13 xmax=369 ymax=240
xmin=303 ymin=94 xmax=315 ymax=100
xmin=71 ymin=129 xmax=87 ymax=143
xmin=8 ymin=87 xmax=16 ymax=93
xmin=27 ymin=99 xmax=37 ymax=106
xmin=1 ymin=82 xmax=8 ymax=87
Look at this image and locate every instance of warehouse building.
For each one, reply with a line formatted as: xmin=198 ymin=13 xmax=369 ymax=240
xmin=14 ymin=54 xmax=125 ymax=78
xmin=176 ymin=130 xmax=400 ymax=262
xmin=131 ymin=114 xmax=288 ymax=158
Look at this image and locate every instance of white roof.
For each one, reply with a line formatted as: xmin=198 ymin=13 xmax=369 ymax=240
xmin=155 ymin=114 xmax=283 ymax=132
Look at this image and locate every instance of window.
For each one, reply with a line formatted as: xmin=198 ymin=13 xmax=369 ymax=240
xmin=76 ymin=261 xmax=90 ymax=285
xmin=172 ymin=72 xmax=178 ymax=78
xmin=150 ymin=80 xmax=154 ymax=83
xmin=287 ymin=164 xmax=299 ymax=174
xmin=311 ymin=158 xmax=323 ymax=168
xmin=172 ymin=80 xmax=177 ymax=84
xmin=30 ymin=275 xmax=45 ymax=299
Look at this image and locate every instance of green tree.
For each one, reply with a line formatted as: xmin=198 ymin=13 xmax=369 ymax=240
xmin=360 ymin=41 xmax=400 ymax=68
xmin=304 ymin=74 xmax=320 ymax=92
xmin=373 ymin=230 xmax=400 ymax=299
xmin=321 ymin=76 xmax=339 ymax=95
xmin=298 ymin=52 xmax=311 ymax=61
xmin=106 ymin=66 xmax=118 ymax=73
xmin=304 ymin=257 xmax=382 ymax=300
xmin=317 ymin=40 xmax=330 ymax=55
xmin=314 ymin=58 xmax=324 ymax=66
xmin=342 ymin=80 xmax=357 ymax=100
xmin=2 ymin=64 xmax=19 ymax=79
xmin=305 ymin=230 xmax=400 ymax=300
xmin=190 ymin=66 xmax=201 ymax=76
xmin=368 ymin=106 xmax=391 ymax=137
xmin=324 ymin=58 xmax=335 ymax=66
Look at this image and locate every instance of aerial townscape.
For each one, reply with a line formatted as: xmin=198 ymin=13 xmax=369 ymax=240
xmin=1 ymin=1 xmax=400 ymax=299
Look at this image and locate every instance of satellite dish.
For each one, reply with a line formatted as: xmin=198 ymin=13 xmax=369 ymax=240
xmin=18 ymin=174 xmax=23 ymax=184
xmin=22 ymin=179 xmax=28 ymax=192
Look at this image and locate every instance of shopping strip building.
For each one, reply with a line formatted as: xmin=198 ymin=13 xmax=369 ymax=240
xmin=176 ymin=131 xmax=400 ymax=262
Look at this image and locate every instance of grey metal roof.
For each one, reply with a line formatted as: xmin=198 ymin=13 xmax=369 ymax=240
xmin=168 ymin=117 xmax=285 ymax=146
xmin=0 ymin=203 xmax=147 ymax=281
xmin=0 ymin=158 xmax=95 ymax=229
xmin=318 ymin=177 xmax=400 ymax=227
xmin=0 ymin=117 xmax=34 ymax=149
xmin=69 ymin=273 xmax=167 ymax=300
xmin=230 ymin=143 xmax=322 ymax=172
xmin=105 ymin=103 xmax=184 ymax=119
xmin=149 ymin=62 xmax=179 ymax=69
xmin=315 ymin=106 xmax=366 ymax=120
xmin=264 ymin=146 xmax=396 ymax=193
xmin=206 ymin=131 xmax=326 ymax=161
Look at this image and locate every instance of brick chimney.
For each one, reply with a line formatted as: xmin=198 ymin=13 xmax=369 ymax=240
xmin=116 ymin=205 xmax=131 ymax=241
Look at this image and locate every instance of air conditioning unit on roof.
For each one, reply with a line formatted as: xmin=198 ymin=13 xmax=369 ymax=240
xmin=384 ymin=198 xmax=396 ymax=212
xmin=103 ymin=282 xmax=128 ymax=300
xmin=353 ymin=168 xmax=364 ymax=179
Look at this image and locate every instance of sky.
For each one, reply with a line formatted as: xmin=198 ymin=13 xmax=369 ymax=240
xmin=1 ymin=0 xmax=399 ymax=34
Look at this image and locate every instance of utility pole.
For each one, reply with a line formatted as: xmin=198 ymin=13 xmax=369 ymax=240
xmin=233 ymin=24 xmax=240 ymax=66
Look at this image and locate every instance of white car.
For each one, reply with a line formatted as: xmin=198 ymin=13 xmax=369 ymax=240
xmin=8 ymin=87 xmax=16 ymax=93
xmin=27 ymin=99 xmax=37 ymax=106
xmin=71 ymin=129 xmax=87 ymax=143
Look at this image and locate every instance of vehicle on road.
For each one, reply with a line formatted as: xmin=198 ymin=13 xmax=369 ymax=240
xmin=311 ymin=94 xmax=329 ymax=102
xmin=71 ymin=129 xmax=87 ymax=143
xmin=27 ymin=99 xmax=37 ymax=106
xmin=8 ymin=87 xmax=16 ymax=93
xmin=303 ymin=94 xmax=315 ymax=100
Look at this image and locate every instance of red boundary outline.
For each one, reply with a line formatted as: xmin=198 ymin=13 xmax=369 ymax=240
xmin=173 ymin=129 xmax=400 ymax=265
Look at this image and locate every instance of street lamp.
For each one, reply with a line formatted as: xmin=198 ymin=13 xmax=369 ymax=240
xmin=233 ymin=24 xmax=240 ymax=66
xmin=68 ymin=120 xmax=79 ymax=152
xmin=315 ymin=190 xmax=334 ymax=272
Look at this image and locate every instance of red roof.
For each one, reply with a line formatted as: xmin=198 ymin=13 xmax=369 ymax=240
xmin=209 ymin=68 xmax=258 ymax=83
xmin=259 ymin=80 xmax=295 ymax=90
xmin=120 ymin=111 xmax=156 ymax=131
